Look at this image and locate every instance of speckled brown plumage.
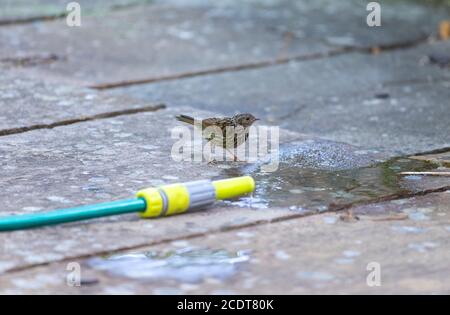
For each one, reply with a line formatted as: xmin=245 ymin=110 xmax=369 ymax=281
xmin=175 ymin=113 xmax=259 ymax=149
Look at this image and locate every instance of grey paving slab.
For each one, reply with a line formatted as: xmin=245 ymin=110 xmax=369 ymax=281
xmin=305 ymin=82 xmax=450 ymax=155
xmin=0 ymin=0 xmax=151 ymax=22
xmin=0 ymin=69 xmax=164 ymax=132
xmin=0 ymin=106 xmax=242 ymax=218
xmin=115 ymin=40 xmax=450 ymax=155
xmin=0 ymin=205 xmax=297 ymax=275
xmin=0 ymin=0 xmax=449 ymax=295
xmin=0 ymin=105 xmax=307 ymax=273
xmin=1 ymin=0 xmax=447 ymax=85
xmin=158 ymin=0 xmax=450 ymax=48
xmin=1 ymin=190 xmax=449 ymax=294
xmin=0 ymin=93 xmax=447 ymax=275
xmin=0 ymin=3 xmax=324 ymax=86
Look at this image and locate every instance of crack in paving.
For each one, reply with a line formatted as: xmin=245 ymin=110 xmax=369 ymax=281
xmin=0 ymin=1 xmax=152 ymax=26
xmin=0 ymin=13 xmax=67 ymax=26
xmin=90 ymin=35 xmax=435 ymax=90
xmin=0 ymin=54 xmax=61 ymax=68
xmin=2 ymin=183 xmax=448 ymax=276
xmin=89 ymin=47 xmax=349 ymax=90
xmin=0 ymin=103 xmax=166 ymax=137
xmin=410 ymin=146 xmax=450 ymax=157
xmin=382 ymin=77 xmax=450 ymax=87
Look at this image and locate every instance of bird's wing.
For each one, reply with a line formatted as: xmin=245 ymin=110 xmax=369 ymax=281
xmin=176 ymin=115 xmax=224 ymax=130
xmin=201 ymin=117 xmax=223 ymax=128
xmin=175 ymin=114 xmax=195 ymax=125
xmin=205 ymin=118 xmax=239 ymax=146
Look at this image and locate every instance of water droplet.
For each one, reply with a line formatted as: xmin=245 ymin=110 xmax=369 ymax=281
xmin=297 ymin=271 xmax=335 ymax=282
xmin=46 ymin=196 xmax=72 ymax=204
xmin=236 ymin=231 xmax=255 ymax=238
xmin=408 ymin=242 xmax=439 ymax=253
xmin=274 ymin=250 xmax=291 ymax=261
xmin=342 ymin=250 xmax=360 ymax=258
xmin=322 ymin=216 xmax=338 ymax=225
xmin=408 ymin=212 xmax=430 ymax=221
xmin=391 ymin=225 xmax=425 ymax=234
xmin=334 ymin=258 xmax=354 ymax=265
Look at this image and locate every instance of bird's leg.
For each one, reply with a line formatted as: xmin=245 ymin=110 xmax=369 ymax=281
xmin=207 ymin=143 xmax=217 ymax=165
xmin=226 ymin=148 xmax=242 ymax=162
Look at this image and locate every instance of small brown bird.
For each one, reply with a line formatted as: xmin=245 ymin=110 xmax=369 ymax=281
xmin=176 ymin=113 xmax=259 ymax=161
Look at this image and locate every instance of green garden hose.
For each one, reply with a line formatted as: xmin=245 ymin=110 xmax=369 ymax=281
xmin=0 ymin=176 xmax=255 ymax=232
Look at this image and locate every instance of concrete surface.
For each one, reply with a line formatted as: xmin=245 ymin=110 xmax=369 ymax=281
xmin=115 ymin=40 xmax=450 ymax=155
xmin=1 ymin=0 xmax=447 ymax=85
xmin=0 ymin=0 xmax=449 ymax=295
xmin=0 ymin=0 xmax=151 ymax=22
xmin=1 ymin=191 xmax=449 ymax=294
xmin=0 ymin=69 xmax=164 ymax=131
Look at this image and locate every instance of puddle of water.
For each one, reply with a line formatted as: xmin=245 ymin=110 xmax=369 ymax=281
xmin=222 ymin=142 xmax=439 ymax=211
xmin=88 ymin=248 xmax=250 ymax=283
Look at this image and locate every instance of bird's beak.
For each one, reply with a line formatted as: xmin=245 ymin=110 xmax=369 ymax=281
xmin=255 ymin=118 xmax=260 ymax=121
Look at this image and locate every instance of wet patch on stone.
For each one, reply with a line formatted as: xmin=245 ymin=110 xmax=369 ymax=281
xmin=408 ymin=241 xmax=439 ymax=253
xmin=428 ymin=53 xmax=450 ymax=68
xmin=409 ymin=151 xmax=450 ymax=167
xmin=88 ymin=247 xmax=250 ymax=283
xmin=221 ymin=140 xmax=441 ymax=211
xmin=297 ymin=271 xmax=335 ymax=282
xmin=391 ymin=225 xmax=426 ymax=234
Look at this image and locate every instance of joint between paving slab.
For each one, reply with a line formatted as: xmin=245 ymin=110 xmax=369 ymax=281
xmin=0 ymin=54 xmax=62 ymax=68
xmin=89 ymin=48 xmax=349 ymax=90
xmin=90 ymin=35 xmax=438 ymax=90
xmin=2 ymin=184 xmax=449 ymax=276
xmin=357 ymin=33 xmax=432 ymax=53
xmin=0 ymin=1 xmax=151 ymax=27
xmin=0 ymin=13 xmax=67 ymax=27
xmin=0 ymin=103 xmax=166 ymax=137
xmin=382 ymin=77 xmax=450 ymax=87
xmin=409 ymin=146 xmax=450 ymax=157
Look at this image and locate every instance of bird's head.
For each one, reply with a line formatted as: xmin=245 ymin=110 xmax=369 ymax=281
xmin=233 ymin=113 xmax=259 ymax=128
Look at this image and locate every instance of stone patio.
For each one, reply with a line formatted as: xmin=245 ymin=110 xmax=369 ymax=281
xmin=0 ymin=0 xmax=449 ymax=294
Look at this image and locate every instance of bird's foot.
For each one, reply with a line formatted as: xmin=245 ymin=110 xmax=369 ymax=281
xmin=207 ymin=158 xmax=217 ymax=165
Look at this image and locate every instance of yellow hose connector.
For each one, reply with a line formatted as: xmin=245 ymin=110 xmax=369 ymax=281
xmin=136 ymin=188 xmax=164 ymax=218
xmin=212 ymin=176 xmax=255 ymax=200
xmin=137 ymin=176 xmax=255 ymax=218
xmin=160 ymin=183 xmax=190 ymax=216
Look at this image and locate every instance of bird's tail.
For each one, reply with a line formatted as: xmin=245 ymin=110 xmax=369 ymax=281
xmin=176 ymin=114 xmax=195 ymax=125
